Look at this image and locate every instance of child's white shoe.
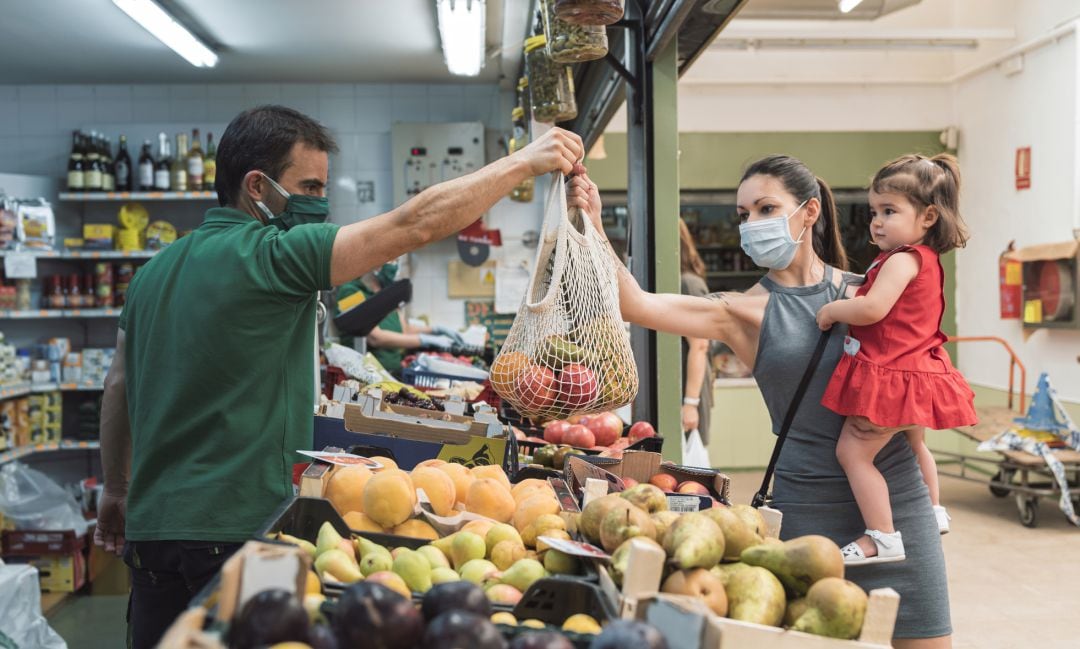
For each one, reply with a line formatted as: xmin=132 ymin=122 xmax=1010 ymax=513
xmin=841 ymin=529 xmax=905 ymax=566
xmin=934 ymin=505 xmax=951 ymax=535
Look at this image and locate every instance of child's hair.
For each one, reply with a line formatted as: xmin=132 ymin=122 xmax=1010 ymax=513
xmin=741 ymin=154 xmax=849 ymax=271
xmin=871 ymin=153 xmax=969 ymax=254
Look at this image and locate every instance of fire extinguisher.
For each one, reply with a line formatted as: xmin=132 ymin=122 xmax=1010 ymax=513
xmin=999 ymin=241 xmax=1022 ymax=319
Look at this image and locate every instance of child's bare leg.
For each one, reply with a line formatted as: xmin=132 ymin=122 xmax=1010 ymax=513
xmin=837 ymin=416 xmax=900 ymax=557
xmin=905 ymin=427 xmax=940 ymax=506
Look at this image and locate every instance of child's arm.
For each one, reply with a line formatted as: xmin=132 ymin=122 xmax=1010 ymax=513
xmin=817 ymin=251 xmax=921 ymax=330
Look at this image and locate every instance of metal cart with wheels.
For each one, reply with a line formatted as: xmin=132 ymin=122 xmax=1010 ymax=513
xmin=933 ymin=337 xmax=1080 ymax=528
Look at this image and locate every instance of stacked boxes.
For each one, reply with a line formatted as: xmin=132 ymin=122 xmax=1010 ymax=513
xmin=28 ymin=391 xmax=62 ymax=444
xmin=81 ymin=348 xmax=114 ymax=386
xmin=0 ymin=339 xmax=19 ymax=386
xmin=0 ymin=398 xmax=30 ymax=450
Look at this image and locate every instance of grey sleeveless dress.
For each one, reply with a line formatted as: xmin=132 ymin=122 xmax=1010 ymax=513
xmin=755 ymin=266 xmax=951 ymax=639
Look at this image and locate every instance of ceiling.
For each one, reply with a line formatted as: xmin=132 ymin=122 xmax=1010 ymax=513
xmin=0 ymin=0 xmax=523 ymax=85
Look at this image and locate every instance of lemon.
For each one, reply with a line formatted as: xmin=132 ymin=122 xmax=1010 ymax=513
xmin=521 ymin=619 xmax=547 ymax=629
xmin=562 ymin=614 xmax=602 ymax=634
xmin=490 ymin=612 xmax=518 ymax=626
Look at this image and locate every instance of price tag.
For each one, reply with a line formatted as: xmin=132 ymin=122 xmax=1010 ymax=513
xmin=296 ymin=450 xmax=383 ymax=469
xmin=548 ymin=477 xmax=580 ymax=513
xmin=4 ymin=253 xmax=36 ymax=279
xmin=666 ymin=494 xmax=709 ymax=513
xmin=537 ymin=535 xmax=610 ymax=561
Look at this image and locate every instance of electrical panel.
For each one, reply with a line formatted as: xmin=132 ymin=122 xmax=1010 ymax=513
xmin=391 ymin=122 xmax=485 ymax=207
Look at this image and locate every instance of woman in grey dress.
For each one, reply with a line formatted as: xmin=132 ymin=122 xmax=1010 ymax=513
xmin=569 ymin=156 xmax=951 ymax=647
xmin=679 ymin=218 xmax=713 ymax=445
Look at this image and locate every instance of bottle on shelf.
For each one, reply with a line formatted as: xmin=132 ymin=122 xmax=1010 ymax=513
xmin=171 ymin=133 xmax=188 ymax=192
xmin=66 ymin=131 xmax=85 ymax=192
xmin=100 ymin=134 xmax=115 ymax=192
xmin=138 ymin=140 xmax=155 ymax=191
xmin=203 ymin=132 xmax=216 ymax=192
xmin=84 ymin=132 xmax=103 ymax=192
xmin=115 ymin=135 xmax=132 ymax=192
xmin=95 ymin=263 xmax=114 ymax=308
xmin=154 ymin=132 xmax=170 ymax=191
xmin=187 ymin=128 xmax=204 ymax=190
xmin=67 ymin=273 xmax=83 ymax=308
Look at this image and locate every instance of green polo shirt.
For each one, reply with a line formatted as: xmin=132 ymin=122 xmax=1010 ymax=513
xmin=119 ymin=207 xmax=339 ymax=542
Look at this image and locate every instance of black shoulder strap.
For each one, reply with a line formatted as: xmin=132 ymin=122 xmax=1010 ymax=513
xmin=752 ymin=327 xmax=833 ymax=508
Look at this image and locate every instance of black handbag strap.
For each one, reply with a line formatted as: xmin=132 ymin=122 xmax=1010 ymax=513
xmin=752 ymin=327 xmax=832 ymax=508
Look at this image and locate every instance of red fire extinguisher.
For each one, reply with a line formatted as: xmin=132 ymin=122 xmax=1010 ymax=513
xmin=999 ymin=241 xmax=1022 ymax=319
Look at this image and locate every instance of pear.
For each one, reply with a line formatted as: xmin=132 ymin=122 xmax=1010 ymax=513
xmin=701 ymin=506 xmax=763 ymax=561
xmin=650 ymin=511 xmax=681 ymax=543
xmin=543 ymin=549 xmax=580 ymax=575
xmin=740 ymin=535 xmax=844 ymax=597
xmin=355 ymin=536 xmax=385 ymax=559
xmin=392 ymin=549 xmax=433 ymax=593
xmin=731 ymin=504 xmax=768 ymax=538
xmin=727 ymin=566 xmax=787 ymax=626
xmin=277 ymin=532 xmax=316 ymax=557
xmin=784 ymin=597 xmax=809 ymax=628
xmin=314 ymin=548 xmax=362 ymax=584
xmin=791 ymin=577 xmax=868 ymax=639
xmin=359 ymin=547 xmax=393 ymax=576
xmin=315 ymin=522 xmax=346 ymax=557
xmin=431 ymin=567 xmax=462 ymax=585
xmin=711 ymin=562 xmax=752 ymax=588
xmin=664 ymin=513 xmax=724 ymax=570
xmin=580 ymin=494 xmax=632 ymax=545
xmin=450 ymin=531 xmax=487 ymax=570
xmin=303 ymin=593 xmax=327 ymax=625
xmin=620 ymin=483 xmax=668 ymax=514
xmin=417 ymin=545 xmax=451 ymax=570
xmin=491 ymin=540 xmax=527 ymax=571
xmin=521 ymin=514 xmax=567 ymax=548
xmin=500 ymin=558 xmax=546 ymax=593
xmin=536 ymin=529 xmax=571 ymax=553
xmin=485 ymin=523 xmax=524 ymax=556
xmin=459 ymin=558 xmax=499 ymax=585
xmin=598 ymin=505 xmax=656 ymax=554
xmin=431 ymin=531 xmax=458 ymax=557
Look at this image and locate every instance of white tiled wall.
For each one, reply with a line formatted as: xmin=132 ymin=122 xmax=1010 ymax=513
xmin=0 ymin=83 xmax=543 ymax=328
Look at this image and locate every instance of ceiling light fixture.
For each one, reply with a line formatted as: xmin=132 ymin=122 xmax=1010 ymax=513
xmin=112 ymin=0 xmax=217 ymax=68
xmin=839 ymin=0 xmax=866 ymax=14
xmin=437 ymin=0 xmax=486 ymax=77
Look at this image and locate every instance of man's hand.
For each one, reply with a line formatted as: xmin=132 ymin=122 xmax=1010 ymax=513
xmin=431 ymin=325 xmax=465 ymax=346
xmin=515 ymin=128 xmax=584 ymax=177
xmin=567 ymin=168 xmax=603 ymax=236
xmin=94 ymin=487 xmax=127 ymax=556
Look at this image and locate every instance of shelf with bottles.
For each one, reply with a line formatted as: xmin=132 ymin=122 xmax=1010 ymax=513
xmin=29 ymin=381 xmax=104 ymax=392
xmin=0 ymin=249 xmax=158 ymax=259
xmin=0 ymin=308 xmax=122 ymax=320
xmin=0 ymin=439 xmax=100 ymax=465
xmin=64 ymin=128 xmax=218 ymax=196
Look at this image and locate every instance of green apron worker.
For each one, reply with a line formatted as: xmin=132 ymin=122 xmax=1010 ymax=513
xmin=94 ymin=105 xmax=585 ymax=649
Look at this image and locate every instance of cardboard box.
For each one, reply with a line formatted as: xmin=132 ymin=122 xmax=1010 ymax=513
xmin=10 ymin=552 xmax=88 ymax=592
xmin=565 ymin=451 xmax=731 ymax=506
xmin=83 ymin=224 xmax=115 ymax=249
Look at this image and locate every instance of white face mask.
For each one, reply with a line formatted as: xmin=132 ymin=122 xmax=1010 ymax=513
xmin=738 ymin=200 xmax=808 ymax=270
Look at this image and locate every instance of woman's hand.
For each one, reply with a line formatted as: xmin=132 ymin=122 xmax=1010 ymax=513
xmin=681 ymin=403 xmax=700 ymax=432
xmin=567 ymin=165 xmax=604 ymax=237
xmin=816 ymin=303 xmax=837 ymax=331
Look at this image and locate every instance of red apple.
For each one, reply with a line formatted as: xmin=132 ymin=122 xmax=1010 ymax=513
xmin=587 ymin=412 xmax=624 ymax=447
xmin=622 ymin=477 xmax=639 ymax=488
xmin=544 ymin=420 xmax=570 ymax=445
xmin=676 ymin=481 xmax=711 ymax=496
xmin=628 ymin=421 xmax=657 ymax=444
xmin=649 ymin=474 xmax=679 ymax=492
xmin=514 ymin=365 xmax=557 ymax=412
xmin=563 ymin=424 xmax=596 ymax=449
xmin=558 ymin=363 xmax=599 ymax=409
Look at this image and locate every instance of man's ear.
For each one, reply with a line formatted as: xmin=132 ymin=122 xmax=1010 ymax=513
xmin=242 ymin=170 xmax=265 ymax=203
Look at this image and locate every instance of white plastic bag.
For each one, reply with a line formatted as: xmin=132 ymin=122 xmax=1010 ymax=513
xmin=491 ymin=173 xmax=638 ymax=421
xmin=0 ymin=462 xmax=89 ymax=536
xmin=682 ymin=429 xmax=711 ymax=468
xmin=0 ymin=564 xmax=68 ymax=649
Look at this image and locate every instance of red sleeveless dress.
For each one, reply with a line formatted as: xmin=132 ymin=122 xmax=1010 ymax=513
xmin=821 ymin=245 xmax=977 ymax=429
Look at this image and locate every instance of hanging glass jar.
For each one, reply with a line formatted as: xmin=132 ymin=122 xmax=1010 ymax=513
xmin=509 ymin=107 xmax=534 ymax=203
xmin=525 ymin=35 xmax=578 ymax=124
xmin=543 ymin=0 xmax=608 ymax=63
xmin=516 ymin=76 xmax=531 ymax=123
xmin=554 ymin=0 xmax=624 ymax=26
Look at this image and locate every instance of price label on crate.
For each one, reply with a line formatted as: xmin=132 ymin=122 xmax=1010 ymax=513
xmin=296 ymin=450 xmax=383 ymax=469
xmin=548 ymin=477 xmax=580 ymax=513
xmin=666 ymin=494 xmax=710 ymax=513
xmin=537 ymin=536 xmax=610 ymax=561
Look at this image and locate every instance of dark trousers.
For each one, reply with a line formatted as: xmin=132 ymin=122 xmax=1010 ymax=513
xmin=123 ymin=540 xmax=243 ymax=649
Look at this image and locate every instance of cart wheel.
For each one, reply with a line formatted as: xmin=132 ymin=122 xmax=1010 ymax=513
xmin=989 ymin=469 xmax=1013 ymax=498
xmin=1016 ymin=495 xmax=1038 ymax=528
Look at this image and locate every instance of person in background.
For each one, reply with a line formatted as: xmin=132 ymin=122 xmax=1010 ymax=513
xmin=679 ymin=219 xmax=713 ymax=445
xmin=94 ymin=105 xmax=584 ymax=649
xmin=333 ymin=260 xmax=481 ymax=375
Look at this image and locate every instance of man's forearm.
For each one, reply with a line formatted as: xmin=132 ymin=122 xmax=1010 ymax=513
xmin=99 ymin=371 xmax=131 ymax=492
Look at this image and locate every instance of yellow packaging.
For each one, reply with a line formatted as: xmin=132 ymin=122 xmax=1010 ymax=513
xmin=63 ymin=238 xmax=85 ymax=250
xmin=83 ymin=224 xmax=115 ymax=241
xmin=337 ymin=291 xmax=366 ymax=313
xmin=29 ymin=554 xmax=87 ymax=592
xmin=116 ymin=228 xmax=143 ymax=251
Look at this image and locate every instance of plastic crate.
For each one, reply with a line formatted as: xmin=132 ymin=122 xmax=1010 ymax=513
xmin=256 ymin=496 xmax=428 ymax=554
xmin=2 ymin=529 xmax=86 ymax=556
xmin=513 ymin=576 xmax=617 ymax=626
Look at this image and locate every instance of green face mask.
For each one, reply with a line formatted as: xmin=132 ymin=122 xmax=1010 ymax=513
xmin=255 ymin=172 xmax=330 ymax=229
xmin=375 ymin=262 xmax=399 ymax=286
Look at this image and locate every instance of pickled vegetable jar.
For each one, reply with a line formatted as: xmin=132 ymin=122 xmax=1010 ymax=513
xmin=554 ymin=0 xmax=624 ymax=26
xmin=509 ymin=107 xmax=534 ymax=203
xmin=543 ymin=0 xmax=608 ymax=63
xmin=517 ymin=76 xmax=531 ymax=123
xmin=525 ymin=35 xmax=578 ymax=124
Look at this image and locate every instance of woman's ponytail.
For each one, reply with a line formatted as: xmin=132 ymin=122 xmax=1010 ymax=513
xmin=814 ymin=176 xmax=849 ymax=271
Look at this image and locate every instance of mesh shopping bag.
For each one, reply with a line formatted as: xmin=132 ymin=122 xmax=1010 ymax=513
xmin=490 ymin=173 xmax=638 ymax=422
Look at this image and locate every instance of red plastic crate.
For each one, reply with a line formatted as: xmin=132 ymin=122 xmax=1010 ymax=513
xmin=2 ymin=529 xmax=87 ymax=557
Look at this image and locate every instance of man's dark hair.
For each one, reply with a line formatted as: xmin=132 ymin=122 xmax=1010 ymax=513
xmin=215 ymin=105 xmax=338 ymax=207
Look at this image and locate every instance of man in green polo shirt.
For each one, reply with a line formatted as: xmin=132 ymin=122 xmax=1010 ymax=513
xmin=94 ymin=105 xmax=583 ymax=648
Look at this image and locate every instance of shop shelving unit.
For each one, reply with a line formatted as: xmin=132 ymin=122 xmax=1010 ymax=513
xmin=0 ymin=439 xmax=100 ymax=465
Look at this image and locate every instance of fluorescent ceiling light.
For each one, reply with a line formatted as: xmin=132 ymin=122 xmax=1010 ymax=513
xmin=839 ymin=0 xmax=866 ymax=13
xmin=437 ymin=0 xmax=486 ymax=77
xmin=112 ymin=0 xmax=217 ymax=68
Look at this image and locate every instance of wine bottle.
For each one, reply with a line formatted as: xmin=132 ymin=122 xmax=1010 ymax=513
xmin=154 ymin=132 xmax=171 ymax=191
xmin=101 ymin=134 xmax=116 ymax=192
xmin=115 ymin=135 xmax=132 ymax=192
xmin=187 ymin=128 xmax=204 ymax=190
xmin=138 ymin=140 xmax=154 ymax=191
xmin=67 ymin=131 xmax=85 ymax=192
xmin=203 ymin=132 xmax=217 ymax=191
xmin=85 ymin=131 xmax=103 ymax=192
xmin=171 ymin=133 xmax=188 ymax=192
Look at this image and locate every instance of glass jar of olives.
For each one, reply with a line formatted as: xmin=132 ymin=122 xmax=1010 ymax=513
xmin=554 ymin=0 xmax=624 ymax=26
xmin=525 ymin=35 xmax=578 ymax=124
xmin=543 ymin=0 xmax=608 ymax=63
xmin=508 ymin=107 xmax=534 ymax=203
